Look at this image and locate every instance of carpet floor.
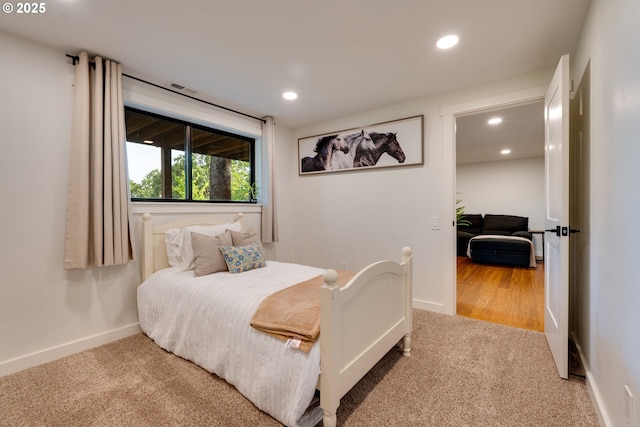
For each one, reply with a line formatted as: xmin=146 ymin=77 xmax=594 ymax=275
xmin=0 ymin=310 xmax=599 ymax=426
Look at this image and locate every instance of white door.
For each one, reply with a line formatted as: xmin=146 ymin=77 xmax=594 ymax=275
xmin=544 ymin=54 xmax=571 ymax=379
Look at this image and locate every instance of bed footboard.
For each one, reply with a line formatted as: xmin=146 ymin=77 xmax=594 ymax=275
xmin=319 ymin=247 xmax=413 ymax=427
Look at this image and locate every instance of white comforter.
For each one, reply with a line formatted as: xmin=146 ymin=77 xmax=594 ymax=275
xmin=137 ymin=261 xmax=326 ymax=427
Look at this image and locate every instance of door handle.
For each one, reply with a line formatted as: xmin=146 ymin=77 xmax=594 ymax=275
xmin=545 ymin=226 xmax=561 ymax=236
xmin=562 ymin=226 xmax=581 ymax=236
xmin=545 ymin=226 xmax=580 ymax=237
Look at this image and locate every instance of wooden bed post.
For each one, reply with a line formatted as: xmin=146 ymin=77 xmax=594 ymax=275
xmin=401 ymin=246 xmax=413 ymax=356
xmin=142 ymin=213 xmax=154 ymax=281
xmin=320 ymin=269 xmax=340 ymax=427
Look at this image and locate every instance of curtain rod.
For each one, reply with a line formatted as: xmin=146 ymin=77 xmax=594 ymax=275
xmin=66 ymin=54 xmax=266 ymax=124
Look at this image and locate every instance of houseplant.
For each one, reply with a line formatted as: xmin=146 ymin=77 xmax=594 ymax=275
xmin=456 ymin=195 xmax=471 ymax=226
xmin=248 ymin=182 xmax=259 ymax=202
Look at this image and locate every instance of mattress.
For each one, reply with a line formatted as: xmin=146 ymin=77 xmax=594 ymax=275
xmin=137 ymin=261 xmax=326 ymax=427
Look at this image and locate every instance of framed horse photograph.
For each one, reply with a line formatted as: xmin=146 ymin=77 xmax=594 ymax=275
xmin=298 ymin=115 xmax=424 ymax=175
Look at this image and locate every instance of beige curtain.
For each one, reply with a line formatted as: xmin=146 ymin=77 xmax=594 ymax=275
xmin=261 ymin=116 xmax=278 ymax=243
xmin=64 ymin=52 xmax=132 ymax=269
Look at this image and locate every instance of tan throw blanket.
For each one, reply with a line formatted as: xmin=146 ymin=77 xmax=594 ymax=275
xmin=250 ymin=270 xmax=355 ymax=352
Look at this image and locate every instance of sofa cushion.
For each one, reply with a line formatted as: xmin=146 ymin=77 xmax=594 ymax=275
xmin=482 ymin=214 xmax=528 ymax=233
xmin=512 ymin=230 xmax=533 ymax=240
xmin=458 ymin=214 xmax=483 ymax=235
xmin=457 ymin=231 xmax=476 ymax=256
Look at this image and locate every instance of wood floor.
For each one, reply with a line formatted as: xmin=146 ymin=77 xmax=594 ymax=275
xmin=456 ymin=256 xmax=545 ymax=332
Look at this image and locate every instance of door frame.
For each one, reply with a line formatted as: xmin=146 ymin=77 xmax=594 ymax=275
xmin=441 ymin=85 xmax=548 ymax=315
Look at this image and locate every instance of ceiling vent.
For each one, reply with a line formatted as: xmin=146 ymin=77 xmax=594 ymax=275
xmin=167 ymin=81 xmax=197 ymax=95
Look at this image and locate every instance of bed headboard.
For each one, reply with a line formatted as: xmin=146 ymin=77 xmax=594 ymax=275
xmin=141 ymin=212 xmax=244 ymax=281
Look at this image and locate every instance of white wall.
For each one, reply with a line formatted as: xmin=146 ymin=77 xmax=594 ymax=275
xmin=0 ymin=30 xmax=142 ymax=374
xmin=457 ymin=157 xmax=545 ymax=257
xmin=570 ymin=1 xmax=640 ymax=426
xmin=0 ymin=30 xmax=268 ymax=376
xmin=288 ymin=2 xmax=640 ymax=422
xmin=290 ymin=70 xmax=553 ymax=314
xmin=267 ymin=123 xmax=299 ymax=263
xmin=4 ymin=2 xmax=639 ymax=423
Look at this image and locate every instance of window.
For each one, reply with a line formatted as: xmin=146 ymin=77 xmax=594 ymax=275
xmin=125 ymin=107 xmax=256 ymax=202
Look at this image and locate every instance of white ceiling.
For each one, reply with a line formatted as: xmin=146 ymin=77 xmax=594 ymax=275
xmin=0 ymin=0 xmax=589 ymax=129
xmin=456 ymin=100 xmax=545 ymax=165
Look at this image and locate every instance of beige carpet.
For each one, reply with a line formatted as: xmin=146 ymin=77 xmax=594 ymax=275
xmin=0 ymin=310 xmax=599 ymax=426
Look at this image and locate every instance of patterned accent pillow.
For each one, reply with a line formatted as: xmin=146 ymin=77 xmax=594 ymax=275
xmin=219 ymin=243 xmax=267 ymax=274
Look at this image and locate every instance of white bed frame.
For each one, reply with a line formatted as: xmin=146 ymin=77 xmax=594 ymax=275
xmin=141 ymin=213 xmax=413 ymax=427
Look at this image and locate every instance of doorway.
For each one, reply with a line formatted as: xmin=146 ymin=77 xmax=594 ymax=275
xmin=454 ymin=101 xmax=546 ymax=331
xmin=443 ymin=62 xmax=589 ymax=378
xmin=568 ymin=62 xmax=590 ymax=371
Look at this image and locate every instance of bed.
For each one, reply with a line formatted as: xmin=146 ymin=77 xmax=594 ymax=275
xmin=137 ymin=212 xmax=413 ymax=427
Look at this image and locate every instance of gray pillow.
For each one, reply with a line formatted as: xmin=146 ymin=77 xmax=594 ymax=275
xmin=191 ymin=230 xmax=233 ymax=277
xmin=230 ymin=228 xmax=263 ymax=250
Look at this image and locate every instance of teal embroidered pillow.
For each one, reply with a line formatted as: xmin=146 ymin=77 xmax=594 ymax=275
xmin=219 ymin=243 xmax=267 ymax=274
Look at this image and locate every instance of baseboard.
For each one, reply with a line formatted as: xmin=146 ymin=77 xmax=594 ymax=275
xmin=412 ymin=298 xmax=453 ymax=315
xmin=0 ymin=323 xmax=142 ymax=378
xmin=571 ymin=332 xmax=612 ymax=427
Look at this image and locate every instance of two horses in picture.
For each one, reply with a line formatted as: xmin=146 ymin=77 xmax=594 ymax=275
xmin=300 ymin=129 xmax=406 ymax=173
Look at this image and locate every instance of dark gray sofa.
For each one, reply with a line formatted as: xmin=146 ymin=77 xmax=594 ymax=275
xmin=457 ymin=214 xmax=533 ymax=267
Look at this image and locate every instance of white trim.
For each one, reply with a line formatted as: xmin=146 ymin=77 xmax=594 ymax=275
xmin=572 ymin=332 xmax=612 ymax=427
xmin=130 ymin=201 xmax=262 ymax=216
xmin=440 ymin=85 xmax=548 ymax=117
xmin=441 ymin=85 xmax=548 ymax=316
xmin=0 ymin=324 xmax=141 ymax=377
xmin=442 ymin=112 xmax=457 ymax=315
xmin=123 ymin=76 xmax=262 ymax=138
xmin=412 ymin=298 xmax=449 ymax=314
xmin=123 ymin=80 xmax=265 ymax=213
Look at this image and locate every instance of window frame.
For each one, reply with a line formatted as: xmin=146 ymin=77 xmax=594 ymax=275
xmin=125 ymin=106 xmax=257 ymax=204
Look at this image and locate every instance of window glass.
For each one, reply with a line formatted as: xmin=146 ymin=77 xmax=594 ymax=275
xmin=125 ymin=108 xmax=255 ymax=202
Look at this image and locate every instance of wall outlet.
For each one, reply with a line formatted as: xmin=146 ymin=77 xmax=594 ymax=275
xmin=624 ymin=385 xmax=634 ymax=427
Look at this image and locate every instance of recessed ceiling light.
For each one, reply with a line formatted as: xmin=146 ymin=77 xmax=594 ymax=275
xmin=282 ymin=91 xmax=298 ymax=100
xmin=501 ymin=149 xmax=511 ymax=155
xmin=488 ymin=117 xmax=503 ymax=125
xmin=436 ymin=34 xmax=459 ymax=49
xmin=143 ymin=140 xmax=154 ymax=144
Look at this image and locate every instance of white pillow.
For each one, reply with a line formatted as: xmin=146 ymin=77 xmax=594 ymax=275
xmin=165 ymin=228 xmax=184 ymax=267
xmin=164 ymin=221 xmax=242 ymax=270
